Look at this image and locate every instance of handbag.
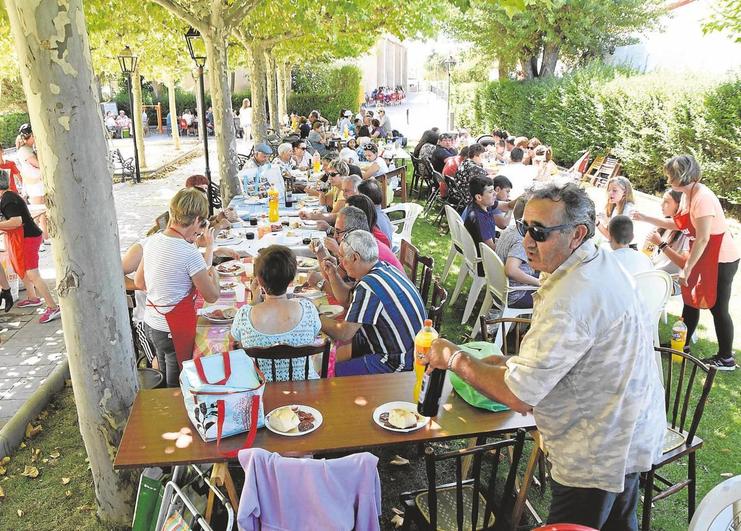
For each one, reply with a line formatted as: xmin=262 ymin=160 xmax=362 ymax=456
xmin=179 ymin=350 xmax=265 ymax=455
xmin=449 ymin=342 xmax=509 ymax=413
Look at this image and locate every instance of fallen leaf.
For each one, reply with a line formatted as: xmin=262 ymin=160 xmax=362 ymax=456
xmin=0 ymin=485 xmax=4 ymax=499
xmin=42 ymin=459 xmax=49 ymax=464
xmin=19 ymin=442 xmax=26 ymax=449
xmin=17 ymin=509 xmax=23 ymax=517
xmin=390 ymin=455 xmax=410 ymax=466
xmin=0 ymin=457 xmax=9 ymax=465
xmin=25 ymin=423 xmax=42 ymax=439
xmin=720 ymin=472 xmax=733 ymax=478
xmin=38 ymin=410 xmax=49 ymax=420
xmin=391 ymin=507 xmax=404 ymax=515
xmin=65 ymin=490 xmax=72 ymax=497
xmin=21 ymin=466 xmax=39 ymax=478
xmin=391 ymin=514 xmax=404 ymax=528
xmin=62 ymin=477 xmax=71 ymax=485
xmin=49 ymin=450 xmax=60 ymax=459
xmin=31 ymin=448 xmax=41 ymax=462
xmin=0 ymin=465 xmax=6 ymax=476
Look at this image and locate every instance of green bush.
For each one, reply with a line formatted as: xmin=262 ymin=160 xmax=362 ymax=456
xmin=0 ymin=112 xmax=30 ymax=149
xmin=463 ymin=65 xmax=741 ymax=203
xmin=288 ymin=65 xmax=362 ymax=121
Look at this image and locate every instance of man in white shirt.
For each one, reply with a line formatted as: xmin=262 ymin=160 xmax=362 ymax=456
xmin=609 ymin=215 xmax=654 ymax=275
xmin=422 ymin=183 xmax=665 ymax=530
xmin=500 ymin=147 xmax=536 ymax=197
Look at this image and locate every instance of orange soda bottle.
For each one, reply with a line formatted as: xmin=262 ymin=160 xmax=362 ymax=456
xmin=413 ymin=319 xmax=438 ymax=402
xmin=267 ymin=185 xmax=279 ymax=223
xmin=670 ymin=318 xmax=688 ymax=363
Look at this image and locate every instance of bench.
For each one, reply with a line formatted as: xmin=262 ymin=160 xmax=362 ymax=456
xmin=109 ymin=149 xmax=135 ymax=183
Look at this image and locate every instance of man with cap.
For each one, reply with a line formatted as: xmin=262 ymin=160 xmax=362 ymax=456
xmin=338 ymin=110 xmax=353 ymax=134
xmin=430 ymin=133 xmax=458 ymax=173
xmin=239 ymin=143 xmax=274 ymax=194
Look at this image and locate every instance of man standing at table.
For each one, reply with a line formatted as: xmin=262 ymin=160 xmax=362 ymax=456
xmin=421 ymin=182 xmax=665 ymax=531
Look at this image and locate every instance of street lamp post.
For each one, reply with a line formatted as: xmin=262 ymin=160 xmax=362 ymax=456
xmin=117 ymin=47 xmax=141 ymax=183
xmin=185 ymin=27 xmax=214 ymax=216
xmin=443 ymin=55 xmax=457 ymax=131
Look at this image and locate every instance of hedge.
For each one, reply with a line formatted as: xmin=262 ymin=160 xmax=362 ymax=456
xmin=459 ymin=64 xmax=741 ymax=203
xmin=0 ymin=112 xmax=30 ymax=149
xmin=288 ymin=65 xmax=362 ymax=121
xmin=111 ymin=84 xmax=251 ymax=120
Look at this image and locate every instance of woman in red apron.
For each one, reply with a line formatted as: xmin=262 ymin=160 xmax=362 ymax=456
xmin=135 ymin=188 xmax=221 ymax=386
xmin=636 ymin=155 xmax=739 ymax=370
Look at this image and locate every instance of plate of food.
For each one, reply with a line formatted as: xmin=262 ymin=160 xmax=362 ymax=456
xmin=373 ymin=401 xmax=429 ymax=433
xmin=265 ymin=405 xmax=322 ymax=437
xmin=216 ymin=261 xmax=246 ymax=276
xmin=292 ymin=283 xmax=324 ymax=299
xmin=216 ymin=229 xmax=242 ymax=245
xmin=219 ymin=280 xmax=239 ymax=295
xmin=202 ymin=306 xmax=238 ymax=323
xmin=296 ymin=257 xmax=319 ymax=270
xmin=318 ymin=304 xmax=344 ymax=318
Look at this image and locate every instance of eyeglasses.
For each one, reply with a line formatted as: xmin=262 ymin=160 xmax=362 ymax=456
xmin=329 ymin=226 xmax=355 ymax=241
xmin=297 ymin=146 xmax=307 ymax=150
xmin=326 ymin=172 xmax=339 ymax=177
xmin=516 ymin=220 xmax=573 ymax=242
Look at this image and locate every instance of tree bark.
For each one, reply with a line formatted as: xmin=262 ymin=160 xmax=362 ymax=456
xmin=131 ymin=69 xmax=147 ymax=169
xmin=204 ymin=32 xmax=240 ymax=205
xmin=284 ymin=62 xmax=292 ymax=101
xmin=265 ymin=51 xmax=279 ymax=131
xmin=248 ymin=43 xmax=268 ymax=144
xmin=4 ymin=0 xmax=139 ymax=525
xmin=276 ymin=60 xmax=287 ymax=126
xmin=166 ymin=78 xmax=181 ymax=150
xmin=519 ymin=56 xmax=536 ymax=80
xmin=540 ymin=41 xmax=560 ymax=77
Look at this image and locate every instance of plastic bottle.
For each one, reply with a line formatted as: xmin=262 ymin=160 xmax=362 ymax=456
xmin=413 ymin=320 xmax=439 ymax=402
xmin=642 ymin=238 xmax=656 ymax=257
xmin=267 ymin=185 xmax=279 ymax=223
xmin=670 ymin=318 xmax=688 ymax=362
xmin=312 ymin=151 xmax=321 ymax=174
xmin=343 ymin=125 xmax=349 ymax=139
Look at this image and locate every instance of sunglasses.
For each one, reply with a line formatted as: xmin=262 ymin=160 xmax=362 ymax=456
xmin=516 ymin=220 xmax=573 ymax=242
xmin=326 ymin=171 xmax=339 ymax=177
xmin=297 ymin=146 xmax=307 ymax=150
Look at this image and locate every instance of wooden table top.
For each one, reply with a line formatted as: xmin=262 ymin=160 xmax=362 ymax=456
xmin=114 ymin=372 xmax=535 ymax=469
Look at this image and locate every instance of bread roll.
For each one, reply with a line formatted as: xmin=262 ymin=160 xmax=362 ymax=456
xmin=269 ymin=407 xmax=300 ymax=433
xmin=388 ymin=408 xmax=417 ymax=429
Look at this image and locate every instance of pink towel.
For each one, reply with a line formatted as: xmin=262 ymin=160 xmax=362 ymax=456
xmin=237 ymin=448 xmax=381 ymax=531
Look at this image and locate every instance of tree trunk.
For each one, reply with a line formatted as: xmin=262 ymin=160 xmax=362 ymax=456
xmin=204 ymin=32 xmax=240 ymax=205
xmin=166 ymin=78 xmax=181 ymax=150
xmin=276 ymin=61 xmax=286 ymax=126
xmin=265 ymin=51 xmax=280 ymax=131
xmin=4 ymin=0 xmax=139 ymax=525
xmin=283 ymin=62 xmax=292 ymax=107
xmin=540 ymin=41 xmax=560 ymax=77
xmin=131 ymin=69 xmax=147 ymax=168
xmin=519 ymin=56 xmax=536 ymax=80
xmin=496 ymin=57 xmax=511 ymax=80
xmin=248 ymin=44 xmax=268 ymax=144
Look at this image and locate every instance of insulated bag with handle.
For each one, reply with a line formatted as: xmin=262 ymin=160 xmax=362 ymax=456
xmin=179 ymin=350 xmax=265 ymax=453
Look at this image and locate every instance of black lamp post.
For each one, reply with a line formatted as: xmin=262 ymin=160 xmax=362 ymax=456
xmin=117 ymin=46 xmax=141 ymax=183
xmin=443 ymin=55 xmax=457 ymax=131
xmin=185 ymin=27 xmax=214 ymax=216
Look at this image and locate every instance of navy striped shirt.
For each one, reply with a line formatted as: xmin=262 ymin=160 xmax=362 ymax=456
xmin=346 ymin=261 xmax=427 ymax=371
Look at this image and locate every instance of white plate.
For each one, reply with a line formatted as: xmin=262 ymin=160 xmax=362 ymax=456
xmin=292 ymin=285 xmax=324 ymax=299
xmin=219 ymin=280 xmax=240 ymax=295
xmin=215 ymin=238 xmax=242 ymax=246
xmin=202 ymin=305 xmax=238 ymax=323
xmin=373 ymin=401 xmax=429 ymax=433
xmin=300 ymin=220 xmax=318 ymax=228
xmin=244 ymin=197 xmax=267 ymax=205
xmin=318 ymin=304 xmax=344 ymax=318
xmin=265 ymin=405 xmax=323 ymax=437
xmin=216 ymin=261 xmax=246 ymax=276
xmin=296 ymin=257 xmax=319 ymax=270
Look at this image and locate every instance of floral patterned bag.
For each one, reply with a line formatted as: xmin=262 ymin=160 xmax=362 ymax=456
xmin=179 ymin=350 xmax=265 ymax=453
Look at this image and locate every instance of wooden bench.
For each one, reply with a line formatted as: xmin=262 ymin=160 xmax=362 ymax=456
xmin=109 ymin=149 xmax=135 ymax=183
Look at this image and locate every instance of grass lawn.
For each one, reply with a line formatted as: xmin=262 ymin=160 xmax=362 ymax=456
xmin=0 ymin=185 xmax=738 ymax=530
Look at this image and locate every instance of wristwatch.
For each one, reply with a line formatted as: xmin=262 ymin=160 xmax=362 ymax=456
xmin=658 ymin=241 xmax=668 ymax=251
xmin=316 ymin=279 xmax=326 ymax=291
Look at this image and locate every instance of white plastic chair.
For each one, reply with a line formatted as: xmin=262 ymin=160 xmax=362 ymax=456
xmin=441 ymin=205 xmax=464 ymax=283
xmin=688 ymin=475 xmax=741 ymax=531
xmin=448 ymin=215 xmax=487 ymax=324
xmin=471 ymin=244 xmax=536 ymax=340
xmin=383 ymin=202 xmax=423 ymax=253
xmin=633 ymin=270 xmax=673 ymax=348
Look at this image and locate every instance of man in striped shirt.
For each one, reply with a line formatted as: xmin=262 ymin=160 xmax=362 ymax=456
xmin=321 ymin=230 xmax=426 ymax=376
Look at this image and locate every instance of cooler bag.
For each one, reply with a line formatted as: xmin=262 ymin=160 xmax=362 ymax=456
xmin=179 ymin=350 xmax=265 ymax=452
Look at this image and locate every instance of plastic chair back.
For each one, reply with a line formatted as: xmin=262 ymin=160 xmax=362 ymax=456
xmin=633 ymin=269 xmax=672 ymax=320
xmin=453 ymin=215 xmax=481 ymax=275
xmin=479 ymin=243 xmax=508 ymax=308
xmin=444 ymin=205 xmax=462 ymax=245
xmin=688 ymin=475 xmax=741 ymax=531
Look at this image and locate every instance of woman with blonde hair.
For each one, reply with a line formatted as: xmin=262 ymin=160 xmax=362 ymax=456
xmin=533 ymin=145 xmax=559 ymax=180
xmin=596 ymin=176 xmax=635 ymax=239
xmin=632 ymin=155 xmax=738 ymax=370
xmin=135 ymin=188 xmax=221 ymax=386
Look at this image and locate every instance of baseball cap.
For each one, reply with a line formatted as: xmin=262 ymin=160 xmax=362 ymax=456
xmin=343 ymin=110 xmax=353 ymax=117
xmin=18 ymin=123 xmax=32 ymax=136
xmin=254 ymin=143 xmax=273 ymax=155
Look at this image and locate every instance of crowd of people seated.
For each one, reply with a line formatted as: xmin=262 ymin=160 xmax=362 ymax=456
xmin=366 ymin=86 xmax=406 ymax=105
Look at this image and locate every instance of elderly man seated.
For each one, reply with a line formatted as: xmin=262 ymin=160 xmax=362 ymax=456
xmin=239 ymin=143 xmax=277 ymax=195
xmin=275 ymin=142 xmax=294 ymax=173
xmin=300 ymin=174 xmax=361 ymax=228
xmin=320 ymin=230 xmax=425 ymax=376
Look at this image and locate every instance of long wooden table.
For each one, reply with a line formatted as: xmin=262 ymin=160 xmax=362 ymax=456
xmin=114 ymin=372 xmax=535 ymax=469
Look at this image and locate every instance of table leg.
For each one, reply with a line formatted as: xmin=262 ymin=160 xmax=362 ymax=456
xmin=207 ymin=462 xmax=240 ymax=523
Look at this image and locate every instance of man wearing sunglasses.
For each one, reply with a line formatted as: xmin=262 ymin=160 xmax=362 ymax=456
xmin=421 ymin=182 xmax=665 ymax=530
xmin=290 ymin=140 xmax=311 ymax=170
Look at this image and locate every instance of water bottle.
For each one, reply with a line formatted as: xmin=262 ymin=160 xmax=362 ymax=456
xmin=413 ymin=320 xmax=438 ymax=402
xmin=670 ymin=318 xmax=688 ymax=362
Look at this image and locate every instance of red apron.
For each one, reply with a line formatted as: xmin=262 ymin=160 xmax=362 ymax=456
xmin=148 ymin=286 xmax=198 ymax=369
xmin=5 ymin=228 xmax=26 ymax=278
xmin=673 ymin=185 xmax=724 ymax=309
